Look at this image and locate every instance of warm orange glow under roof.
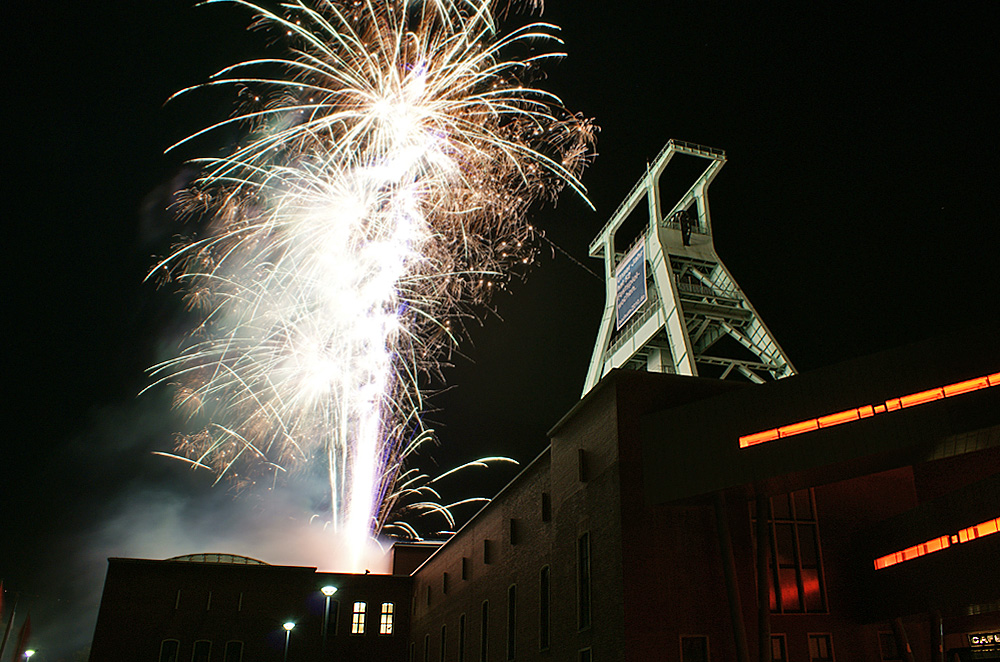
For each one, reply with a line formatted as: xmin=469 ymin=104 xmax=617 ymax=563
xmin=739 ymin=372 xmax=1000 ymax=449
xmin=873 ymin=517 xmax=999 ymax=570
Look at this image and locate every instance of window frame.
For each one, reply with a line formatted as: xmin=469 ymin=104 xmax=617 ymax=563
xmin=380 ymin=601 xmax=395 ymax=635
xmin=191 ymin=639 xmax=212 ymax=662
xmin=506 ymin=584 xmax=516 ymax=661
xmin=159 ymin=639 xmax=180 ymax=662
xmin=807 ymin=633 xmax=835 ymax=662
xmin=539 ymin=565 xmax=551 ymax=651
xmin=577 ymin=532 xmax=592 ymax=630
xmin=351 ymin=601 xmax=367 ymax=635
xmin=752 ymin=489 xmax=829 ymax=614
xmin=223 ymin=640 xmax=244 ymax=662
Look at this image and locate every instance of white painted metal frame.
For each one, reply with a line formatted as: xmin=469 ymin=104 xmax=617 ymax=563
xmin=582 ymin=140 xmax=795 ymax=395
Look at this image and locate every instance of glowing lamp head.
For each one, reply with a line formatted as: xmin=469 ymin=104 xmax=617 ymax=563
xmin=283 ymin=622 xmax=296 ymax=631
xmin=321 ymin=585 xmax=338 ymax=596
xmin=24 ymin=652 xmax=36 ymax=660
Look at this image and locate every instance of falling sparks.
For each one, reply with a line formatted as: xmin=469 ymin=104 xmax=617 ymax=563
xmin=148 ymin=0 xmax=594 ymax=566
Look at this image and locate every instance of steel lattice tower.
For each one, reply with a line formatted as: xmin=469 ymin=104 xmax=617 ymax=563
xmin=583 ymin=140 xmax=795 ymax=395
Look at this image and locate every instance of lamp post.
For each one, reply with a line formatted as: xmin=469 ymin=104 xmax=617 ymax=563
xmin=282 ymin=622 xmax=295 ymax=662
xmin=321 ymin=585 xmax=338 ymax=654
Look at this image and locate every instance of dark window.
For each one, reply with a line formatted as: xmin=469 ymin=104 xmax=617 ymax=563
xmin=480 ymin=601 xmax=489 ymax=662
xmin=462 ymin=557 xmax=470 ymax=580
xmin=577 ymin=449 xmax=587 ymax=482
xmin=223 ymin=641 xmax=243 ymax=662
xmin=330 ymin=599 xmax=340 ymax=636
xmin=459 ymin=613 xmax=467 ymax=662
xmin=424 ymin=634 xmax=430 ymax=662
xmin=506 ymin=585 xmax=516 ymax=661
xmin=192 ymin=640 xmax=211 ymax=662
xmin=752 ymin=489 xmax=827 ymax=613
xmin=509 ymin=518 xmax=518 ymax=545
xmin=541 ymin=492 xmax=551 ymax=522
xmin=808 ymin=634 xmax=834 ymax=661
xmin=579 ymin=648 xmax=593 ymax=662
xmin=443 ymin=572 xmax=449 ymax=595
xmin=878 ymin=632 xmax=902 ymax=660
xmin=539 ymin=566 xmax=551 ymax=650
xmin=483 ymin=539 xmax=492 ymax=565
xmin=771 ymin=635 xmax=787 ymax=662
xmin=441 ymin=625 xmax=447 ymax=662
xmin=681 ymin=636 xmax=709 ymax=662
xmin=410 ymin=642 xmax=415 ymax=662
xmin=159 ymin=640 xmax=180 ymax=662
xmin=206 ymin=591 xmax=212 ymax=610
xmin=578 ymin=532 xmax=592 ymax=629
xmin=427 ymin=584 xmax=432 ymax=606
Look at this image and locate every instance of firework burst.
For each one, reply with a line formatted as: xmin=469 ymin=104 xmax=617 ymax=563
xmin=149 ymin=0 xmax=594 ymax=565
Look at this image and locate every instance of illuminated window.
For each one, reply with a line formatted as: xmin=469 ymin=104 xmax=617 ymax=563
xmin=159 ymin=640 xmax=180 ymax=662
xmin=681 ymin=635 xmax=709 ymax=662
xmin=878 ymin=632 xmax=901 ymax=660
xmin=752 ymin=489 xmax=827 ymax=614
xmin=192 ymin=640 xmax=211 ymax=662
xmin=506 ymin=584 xmax=516 ymax=661
xmin=352 ymin=601 xmax=367 ymax=634
xmin=380 ymin=602 xmax=394 ymax=635
xmin=459 ymin=613 xmax=467 ymax=662
xmin=808 ymin=634 xmax=834 ymax=661
xmin=771 ymin=635 xmax=787 ymax=662
xmin=539 ymin=566 xmax=551 ymax=650
xmin=223 ymin=641 xmax=243 ymax=662
xmin=480 ymin=601 xmax=490 ymax=662
xmin=578 ymin=532 xmax=592 ymax=629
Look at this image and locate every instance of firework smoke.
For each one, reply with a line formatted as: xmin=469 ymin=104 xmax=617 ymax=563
xmin=149 ymin=0 xmax=594 ymax=567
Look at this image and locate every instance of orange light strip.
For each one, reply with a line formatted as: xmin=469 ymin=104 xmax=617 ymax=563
xmin=739 ymin=372 xmax=1000 ymax=449
xmin=873 ymin=517 xmax=1000 ymax=570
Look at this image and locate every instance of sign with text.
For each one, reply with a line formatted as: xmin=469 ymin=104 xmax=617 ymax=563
xmin=615 ymin=241 xmax=647 ymax=330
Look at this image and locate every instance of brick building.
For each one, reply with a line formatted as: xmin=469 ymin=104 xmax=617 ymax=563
xmin=90 ymin=326 xmax=1000 ymax=661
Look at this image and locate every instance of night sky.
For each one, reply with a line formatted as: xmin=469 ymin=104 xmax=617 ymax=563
xmin=5 ymin=2 xmax=999 ymax=658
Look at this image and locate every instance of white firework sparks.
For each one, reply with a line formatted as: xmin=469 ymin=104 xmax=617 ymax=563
xmin=148 ymin=0 xmax=594 ymax=567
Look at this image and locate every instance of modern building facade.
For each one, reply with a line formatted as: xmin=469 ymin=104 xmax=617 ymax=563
xmin=90 ymin=326 xmax=999 ymax=662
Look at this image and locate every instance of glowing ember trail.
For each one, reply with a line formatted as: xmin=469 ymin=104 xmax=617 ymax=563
xmin=147 ymin=0 xmax=594 ymax=566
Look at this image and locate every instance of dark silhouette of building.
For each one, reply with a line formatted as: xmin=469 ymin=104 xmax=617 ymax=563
xmin=89 ymin=326 xmax=1000 ymax=661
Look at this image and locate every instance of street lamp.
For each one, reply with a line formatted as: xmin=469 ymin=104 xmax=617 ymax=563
xmin=283 ymin=622 xmax=295 ymax=662
xmin=23 ymin=652 xmax=36 ymax=660
xmin=320 ymin=585 xmax=338 ymax=653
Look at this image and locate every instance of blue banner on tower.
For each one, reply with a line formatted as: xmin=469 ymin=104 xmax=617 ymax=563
xmin=615 ymin=241 xmax=647 ymax=330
